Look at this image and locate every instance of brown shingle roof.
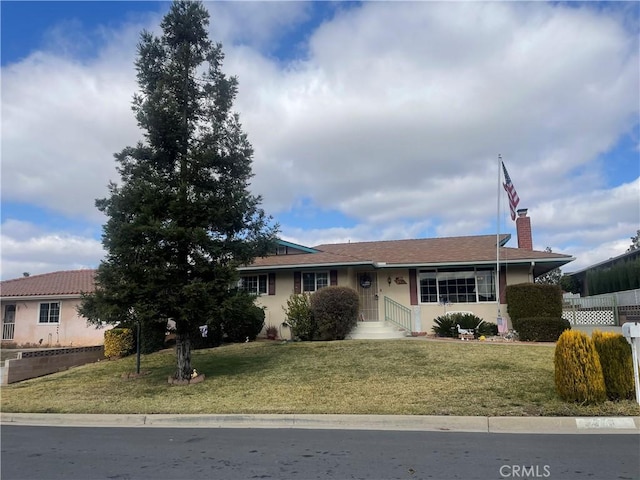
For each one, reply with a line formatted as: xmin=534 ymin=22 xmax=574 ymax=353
xmin=0 ymin=270 xmax=97 ymax=298
xmin=245 ymin=235 xmax=573 ymax=269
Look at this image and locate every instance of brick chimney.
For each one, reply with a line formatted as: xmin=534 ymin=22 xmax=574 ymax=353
xmin=516 ymin=208 xmax=533 ymax=250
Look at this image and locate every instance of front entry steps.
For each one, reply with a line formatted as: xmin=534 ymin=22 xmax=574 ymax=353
xmin=347 ymin=321 xmax=409 ymax=340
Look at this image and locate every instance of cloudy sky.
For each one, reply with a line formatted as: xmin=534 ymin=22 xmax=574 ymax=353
xmin=1 ymin=1 xmax=639 ymax=281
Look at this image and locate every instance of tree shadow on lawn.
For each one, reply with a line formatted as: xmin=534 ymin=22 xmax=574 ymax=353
xmin=168 ymin=342 xmax=284 ymax=380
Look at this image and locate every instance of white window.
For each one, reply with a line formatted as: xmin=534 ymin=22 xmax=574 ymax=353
xmin=39 ymin=302 xmax=61 ymax=324
xmin=239 ymin=275 xmax=267 ymax=294
xmin=419 ymin=268 xmax=495 ymax=303
xmin=302 ymin=272 xmax=328 ymax=292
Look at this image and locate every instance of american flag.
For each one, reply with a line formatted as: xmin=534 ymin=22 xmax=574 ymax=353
xmin=502 ymin=161 xmax=520 ymax=221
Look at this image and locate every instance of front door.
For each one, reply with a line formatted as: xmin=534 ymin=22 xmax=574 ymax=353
xmin=356 ymin=271 xmax=379 ymax=321
xmin=2 ymin=304 xmax=16 ymax=340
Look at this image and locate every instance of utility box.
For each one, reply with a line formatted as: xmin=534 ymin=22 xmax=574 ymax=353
xmin=622 ymin=322 xmax=640 ymax=345
xmin=621 ymin=322 xmax=640 ymax=405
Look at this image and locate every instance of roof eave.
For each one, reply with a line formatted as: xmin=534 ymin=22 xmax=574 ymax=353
xmin=275 ymin=239 xmax=319 ymax=254
xmin=239 ymin=261 xmax=375 ymax=271
xmin=1 ymin=293 xmax=86 ymax=301
xmin=240 ymin=257 xmax=575 ymax=271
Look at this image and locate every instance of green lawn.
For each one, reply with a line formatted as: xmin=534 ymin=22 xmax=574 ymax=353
xmin=2 ymin=340 xmax=639 ymax=416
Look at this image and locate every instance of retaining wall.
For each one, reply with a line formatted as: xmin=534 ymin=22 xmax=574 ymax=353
xmin=0 ymin=346 xmax=104 ymax=385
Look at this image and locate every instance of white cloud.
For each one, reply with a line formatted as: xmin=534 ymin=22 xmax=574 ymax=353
xmin=1 ymin=1 xmax=638 ymax=278
xmin=281 ymin=219 xmax=434 ymax=248
xmin=231 ymin=2 xmax=637 ymax=221
xmin=1 ymin=48 xmax=141 ymax=222
xmin=1 ymin=220 xmax=104 ymax=280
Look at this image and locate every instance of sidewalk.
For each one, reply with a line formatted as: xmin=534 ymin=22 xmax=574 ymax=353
xmin=2 ymin=413 xmax=639 ymax=434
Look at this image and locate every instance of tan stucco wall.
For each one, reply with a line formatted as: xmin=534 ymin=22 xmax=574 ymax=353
xmin=255 ymin=269 xmax=353 ymax=340
xmin=246 ymin=265 xmax=533 ymax=338
xmin=377 ymin=269 xmax=412 ymax=306
xmin=1 ymin=298 xmax=110 ymax=347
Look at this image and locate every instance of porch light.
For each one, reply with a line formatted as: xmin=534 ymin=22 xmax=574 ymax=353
xmin=387 ymin=276 xmax=392 ymax=286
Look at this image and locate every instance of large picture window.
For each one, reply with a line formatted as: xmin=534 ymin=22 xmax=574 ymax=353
xmin=419 ymin=268 xmax=495 ymax=303
xmin=239 ymin=275 xmax=267 ymax=295
xmin=302 ymin=272 xmax=328 ymax=292
xmin=39 ymin=302 xmax=61 ymax=324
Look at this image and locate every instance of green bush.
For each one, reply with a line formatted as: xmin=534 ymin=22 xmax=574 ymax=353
xmin=138 ymin=320 xmax=168 ymax=354
xmin=506 ymin=283 xmax=562 ymax=321
xmin=511 ymin=317 xmax=570 ymax=342
xmin=592 ymin=331 xmax=635 ymax=400
xmin=554 ymin=330 xmax=606 ymax=404
xmin=283 ymin=293 xmax=316 ymax=341
xmin=220 ymin=293 xmax=265 ymax=343
xmin=310 ymin=286 xmax=359 ymax=341
xmin=432 ymin=313 xmax=497 ymax=338
xmin=104 ymin=328 xmax=134 ymax=359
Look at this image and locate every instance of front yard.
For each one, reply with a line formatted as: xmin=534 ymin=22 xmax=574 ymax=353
xmin=1 ymin=339 xmax=639 ymax=416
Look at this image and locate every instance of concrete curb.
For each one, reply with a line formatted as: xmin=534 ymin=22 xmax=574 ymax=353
xmin=1 ymin=413 xmax=639 ymax=434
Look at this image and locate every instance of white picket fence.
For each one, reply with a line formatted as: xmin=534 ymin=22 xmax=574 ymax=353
xmin=562 ymin=288 xmax=640 ymax=326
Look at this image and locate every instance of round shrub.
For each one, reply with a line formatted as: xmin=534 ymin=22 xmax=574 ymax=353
xmin=221 ymin=293 xmax=265 ymax=343
xmin=592 ymin=330 xmax=635 ymax=400
xmin=283 ymin=293 xmax=316 ymax=341
xmin=511 ymin=317 xmax=570 ymax=342
xmin=310 ymin=286 xmax=359 ymax=341
xmin=104 ymin=328 xmax=134 ymax=359
xmin=554 ymin=330 xmax=606 ymax=404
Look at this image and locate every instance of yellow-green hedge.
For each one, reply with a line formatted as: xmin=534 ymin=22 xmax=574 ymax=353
xmin=554 ymin=330 xmax=606 ymax=404
xmin=592 ymin=330 xmax=635 ymax=400
xmin=104 ymin=328 xmax=134 ymax=359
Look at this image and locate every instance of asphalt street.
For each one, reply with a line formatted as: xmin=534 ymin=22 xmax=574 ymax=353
xmin=2 ymin=425 xmax=639 ymax=480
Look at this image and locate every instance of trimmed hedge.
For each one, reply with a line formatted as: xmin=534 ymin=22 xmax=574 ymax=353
xmin=104 ymin=328 xmax=134 ymax=359
xmin=586 ymin=257 xmax=640 ymax=295
xmin=310 ymin=286 xmax=359 ymax=341
xmin=506 ymin=283 xmax=562 ymax=322
xmin=592 ymin=330 xmax=635 ymax=400
xmin=511 ymin=317 xmax=570 ymax=342
xmin=554 ymin=330 xmax=606 ymax=404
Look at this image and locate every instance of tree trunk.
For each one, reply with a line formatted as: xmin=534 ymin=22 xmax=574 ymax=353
xmin=175 ymin=332 xmax=192 ymax=380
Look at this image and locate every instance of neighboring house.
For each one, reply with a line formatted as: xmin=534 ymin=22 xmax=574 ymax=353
xmin=1 ymin=211 xmax=574 ymax=343
xmin=242 ymin=210 xmax=574 ymax=336
xmin=0 ymin=270 xmax=109 ymax=347
xmin=567 ymin=248 xmax=640 ymax=297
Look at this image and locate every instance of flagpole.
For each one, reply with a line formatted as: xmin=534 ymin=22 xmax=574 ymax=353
xmin=496 ymin=154 xmax=502 ymax=322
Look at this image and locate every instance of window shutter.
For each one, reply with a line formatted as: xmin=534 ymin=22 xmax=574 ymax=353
xmin=330 ymin=270 xmax=338 ymax=286
xmin=293 ymin=271 xmax=301 ymax=294
xmin=268 ymin=273 xmax=276 ymax=295
xmin=409 ymin=269 xmax=418 ymax=305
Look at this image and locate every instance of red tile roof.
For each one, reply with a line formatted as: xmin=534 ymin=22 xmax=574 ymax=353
xmin=247 ymin=235 xmax=573 ymax=269
xmin=0 ymin=270 xmax=97 ymax=298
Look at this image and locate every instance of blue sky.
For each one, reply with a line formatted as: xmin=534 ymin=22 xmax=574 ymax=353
xmin=1 ymin=1 xmax=639 ymax=280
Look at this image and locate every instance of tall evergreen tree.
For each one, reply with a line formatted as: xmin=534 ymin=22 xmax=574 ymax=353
xmin=80 ymin=1 xmax=277 ymax=380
